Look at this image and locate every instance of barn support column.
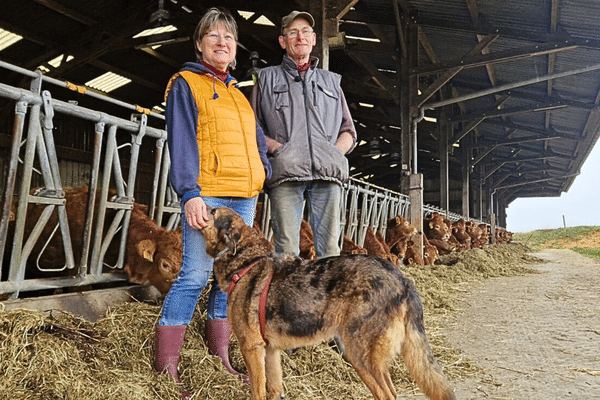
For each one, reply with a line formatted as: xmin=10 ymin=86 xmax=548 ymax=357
xmin=477 ymin=173 xmax=484 ymax=220
xmin=489 ymin=213 xmax=497 ymax=244
xmin=462 ymin=146 xmax=470 ymax=218
xmin=488 ymin=190 xmax=496 ymax=244
xmin=400 ymin=22 xmax=419 ymax=193
xmin=439 ymin=99 xmax=451 ymax=213
xmin=408 ymin=173 xmax=424 ymax=259
xmin=308 ymin=0 xmax=358 ymax=70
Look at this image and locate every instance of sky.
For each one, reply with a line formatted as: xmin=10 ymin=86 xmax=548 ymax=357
xmin=505 ymin=138 xmax=600 ymax=233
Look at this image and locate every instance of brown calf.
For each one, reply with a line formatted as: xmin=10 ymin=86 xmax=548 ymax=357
xmin=5 ymin=186 xmax=181 ymax=295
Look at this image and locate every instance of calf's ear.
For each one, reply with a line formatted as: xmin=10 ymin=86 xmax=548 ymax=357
xmin=136 ymin=239 xmax=157 ymax=262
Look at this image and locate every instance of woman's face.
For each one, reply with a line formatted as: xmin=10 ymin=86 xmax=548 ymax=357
xmin=197 ymin=23 xmax=236 ymax=71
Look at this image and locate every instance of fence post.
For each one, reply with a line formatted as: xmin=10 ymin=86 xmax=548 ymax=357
xmin=489 ymin=213 xmax=496 ymax=244
xmin=408 ymin=173 xmax=424 ymax=259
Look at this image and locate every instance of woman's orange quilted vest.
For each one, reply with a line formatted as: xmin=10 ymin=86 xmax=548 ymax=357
xmin=166 ymin=71 xmax=264 ymax=198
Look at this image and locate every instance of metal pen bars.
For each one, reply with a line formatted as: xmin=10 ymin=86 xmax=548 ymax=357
xmin=0 ymin=60 xmax=173 ymax=298
xmin=0 ymin=59 xmax=485 ymax=299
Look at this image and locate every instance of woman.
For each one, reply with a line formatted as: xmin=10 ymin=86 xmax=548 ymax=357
xmin=155 ymin=7 xmax=271 ymax=396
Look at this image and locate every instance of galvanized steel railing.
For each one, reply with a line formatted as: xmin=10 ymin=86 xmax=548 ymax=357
xmin=0 ymin=59 xmax=487 ymax=299
xmin=0 ymin=60 xmax=171 ymax=298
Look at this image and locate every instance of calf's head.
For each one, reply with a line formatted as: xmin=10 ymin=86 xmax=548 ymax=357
xmin=124 ymin=228 xmax=182 ymax=296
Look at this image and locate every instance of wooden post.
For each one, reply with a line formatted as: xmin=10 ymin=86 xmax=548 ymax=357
xmin=462 ymin=147 xmax=470 ymax=218
xmin=489 ymin=213 xmax=496 ymax=244
xmin=439 ymin=105 xmax=450 ymax=212
xmin=409 ymin=173 xmax=424 ymax=259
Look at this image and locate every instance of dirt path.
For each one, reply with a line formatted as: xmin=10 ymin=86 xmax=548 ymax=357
xmin=408 ymin=249 xmax=600 ymax=399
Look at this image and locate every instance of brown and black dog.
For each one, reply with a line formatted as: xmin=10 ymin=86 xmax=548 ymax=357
xmin=201 ymin=206 xmax=456 ymax=400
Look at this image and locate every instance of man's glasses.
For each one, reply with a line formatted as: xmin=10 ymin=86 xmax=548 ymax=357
xmin=284 ymin=28 xmax=314 ymax=38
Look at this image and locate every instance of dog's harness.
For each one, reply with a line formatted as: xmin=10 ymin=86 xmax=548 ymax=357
xmin=227 ymin=258 xmax=273 ymax=343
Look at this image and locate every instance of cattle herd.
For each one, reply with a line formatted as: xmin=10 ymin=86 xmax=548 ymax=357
xmin=1 ymin=187 xmax=513 ymax=296
xmin=294 ymin=210 xmax=513 ymax=269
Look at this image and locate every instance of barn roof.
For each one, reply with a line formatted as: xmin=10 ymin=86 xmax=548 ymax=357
xmin=1 ymin=0 xmax=599 ymax=223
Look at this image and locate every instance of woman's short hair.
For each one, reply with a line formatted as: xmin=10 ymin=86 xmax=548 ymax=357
xmin=193 ymin=7 xmax=238 ymax=69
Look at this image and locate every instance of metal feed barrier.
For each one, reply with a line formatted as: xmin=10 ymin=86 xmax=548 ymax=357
xmin=0 ymin=59 xmax=486 ymax=300
xmin=0 ymin=60 xmax=175 ymax=298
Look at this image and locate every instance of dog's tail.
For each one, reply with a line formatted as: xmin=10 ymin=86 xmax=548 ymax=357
xmin=401 ymin=289 xmax=456 ymax=400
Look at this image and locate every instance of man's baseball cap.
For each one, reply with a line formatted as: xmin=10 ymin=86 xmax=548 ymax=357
xmin=281 ymin=11 xmax=315 ymax=34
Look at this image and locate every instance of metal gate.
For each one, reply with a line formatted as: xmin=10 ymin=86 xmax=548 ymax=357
xmin=0 ymin=60 xmax=175 ymax=299
xmin=1 ymin=59 xmax=485 ymax=300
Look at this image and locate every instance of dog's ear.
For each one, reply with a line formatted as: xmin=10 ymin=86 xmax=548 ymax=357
xmin=215 ymin=213 xmax=241 ymax=255
xmin=219 ymin=229 xmax=237 ymax=255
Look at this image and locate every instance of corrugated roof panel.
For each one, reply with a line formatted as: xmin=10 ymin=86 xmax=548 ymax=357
xmin=477 ymin=0 xmax=552 ymax=35
xmin=552 ymin=48 xmax=600 ymax=101
xmin=560 ymin=0 xmax=600 ymax=40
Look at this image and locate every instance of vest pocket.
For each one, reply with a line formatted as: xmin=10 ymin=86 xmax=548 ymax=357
xmin=313 ymin=82 xmax=339 ymax=108
xmin=273 ymin=84 xmax=289 ymax=109
xmin=210 ymin=151 xmax=220 ymax=174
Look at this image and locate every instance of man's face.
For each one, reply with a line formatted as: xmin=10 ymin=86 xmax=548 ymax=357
xmin=279 ymin=17 xmax=316 ymax=62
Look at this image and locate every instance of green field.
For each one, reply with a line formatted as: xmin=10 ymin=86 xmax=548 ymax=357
xmin=513 ymin=226 xmax=600 ymax=260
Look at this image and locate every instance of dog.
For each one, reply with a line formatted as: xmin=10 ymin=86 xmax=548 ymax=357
xmin=201 ymin=206 xmax=456 ymax=400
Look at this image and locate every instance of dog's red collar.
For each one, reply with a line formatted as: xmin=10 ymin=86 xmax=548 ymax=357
xmin=227 ymin=259 xmax=260 ymax=299
xmin=227 ymin=258 xmax=272 ymax=343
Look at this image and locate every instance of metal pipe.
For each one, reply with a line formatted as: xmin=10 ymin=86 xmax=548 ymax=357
xmin=79 ymin=122 xmax=106 ymax=275
xmin=412 ymin=108 xmax=425 ymax=172
xmin=0 ymin=100 xmax=28 ymax=276
xmin=0 ymin=60 xmax=165 ymax=121
xmin=493 ymin=172 xmax=580 ymax=190
xmin=423 ymin=62 xmax=600 ymax=110
xmin=0 ymin=272 xmax=128 ymax=294
xmin=0 ymin=82 xmax=166 ymax=140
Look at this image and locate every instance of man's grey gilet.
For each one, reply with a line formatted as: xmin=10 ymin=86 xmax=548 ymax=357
xmin=256 ymin=61 xmax=349 ymax=188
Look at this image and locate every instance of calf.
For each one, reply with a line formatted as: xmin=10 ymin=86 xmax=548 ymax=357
xmin=424 ymin=212 xmax=452 ymax=242
xmin=478 ymin=224 xmax=490 ymax=247
xmin=404 ymin=239 xmax=424 ymax=266
xmin=496 ymin=228 xmax=513 ymax=244
xmin=6 ymin=186 xmax=181 ymax=295
xmin=385 ymin=215 xmax=417 ymax=249
xmin=341 ymin=235 xmax=368 ymax=255
xmin=423 ymin=235 xmax=439 ymax=265
xmin=390 ymin=236 xmax=409 ymax=259
xmin=424 ymin=212 xmax=454 ymax=255
xmin=385 ymin=215 xmax=418 ymax=262
xmin=299 ymin=219 xmax=317 ymax=260
xmin=363 ymin=227 xmax=400 ymax=266
xmin=465 ymin=221 xmax=483 ymax=249
xmin=451 ymin=219 xmax=472 ymax=251
xmin=122 ymin=204 xmax=181 ymax=295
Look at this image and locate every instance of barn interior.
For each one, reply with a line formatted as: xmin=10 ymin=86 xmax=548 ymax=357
xmin=1 ymin=3 xmax=599 ymax=398
xmin=2 ymin=0 xmax=600 ymax=227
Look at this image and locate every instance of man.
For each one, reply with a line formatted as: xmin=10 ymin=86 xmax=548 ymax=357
xmin=251 ymin=10 xmax=357 ymax=258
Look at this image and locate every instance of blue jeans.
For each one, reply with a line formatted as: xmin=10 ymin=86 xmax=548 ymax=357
xmin=158 ymin=196 xmax=257 ymax=326
xmin=268 ymin=180 xmax=342 ymax=258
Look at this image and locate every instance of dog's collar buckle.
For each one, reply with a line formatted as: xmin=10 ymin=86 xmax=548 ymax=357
xmin=231 ymin=273 xmax=242 ymax=284
xmin=227 ymin=259 xmax=261 ymax=301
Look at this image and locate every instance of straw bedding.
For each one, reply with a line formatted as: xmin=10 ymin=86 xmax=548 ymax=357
xmin=0 ymin=243 xmax=543 ymax=399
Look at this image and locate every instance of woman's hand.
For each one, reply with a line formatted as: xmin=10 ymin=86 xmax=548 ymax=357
xmin=184 ymin=197 xmax=209 ymax=229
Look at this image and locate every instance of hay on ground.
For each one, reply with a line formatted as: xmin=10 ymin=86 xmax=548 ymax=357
xmin=0 ymin=243 xmax=544 ymax=399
